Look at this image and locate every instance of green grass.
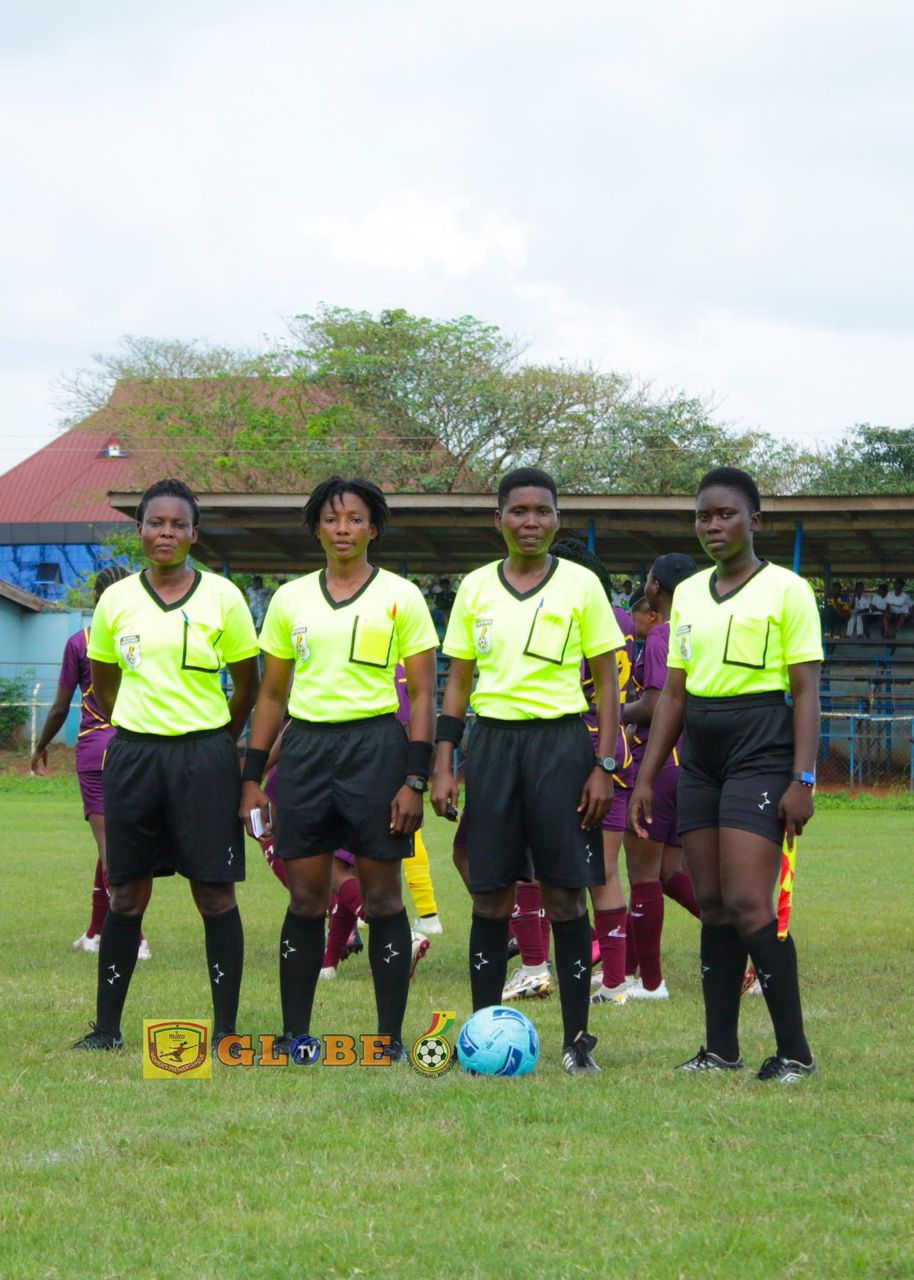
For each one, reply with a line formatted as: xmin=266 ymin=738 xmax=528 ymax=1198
xmin=1 ymin=775 xmax=912 ymax=1279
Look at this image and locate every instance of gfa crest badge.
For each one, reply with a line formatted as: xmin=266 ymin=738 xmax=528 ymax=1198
xmin=292 ymin=626 xmax=310 ymax=661
xmin=120 ymin=634 xmax=142 ymax=669
xmin=143 ymin=1019 xmax=212 ymax=1079
xmin=474 ymin=618 xmax=493 ymax=655
xmin=409 ymin=1011 xmax=457 ymax=1077
xmin=677 ymin=625 xmax=693 ymax=661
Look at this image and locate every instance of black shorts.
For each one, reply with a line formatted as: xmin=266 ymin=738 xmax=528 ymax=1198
xmin=463 ymin=715 xmax=603 ymax=894
xmin=678 ymin=692 xmax=794 ymax=845
xmin=104 ymin=728 xmax=244 ymax=885
xmin=276 ymin=714 xmax=412 ymax=862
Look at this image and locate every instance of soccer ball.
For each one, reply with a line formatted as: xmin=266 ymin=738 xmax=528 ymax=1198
xmin=456 ymin=1006 xmax=540 ymax=1077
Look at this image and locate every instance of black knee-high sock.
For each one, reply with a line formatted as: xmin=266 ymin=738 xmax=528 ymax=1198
xmin=551 ymin=913 xmax=593 ymax=1048
xmin=469 ymin=915 xmax=510 ymax=1011
xmin=700 ymin=923 xmax=748 ymax=1061
xmin=279 ymin=911 xmax=325 ymax=1038
xmin=367 ymin=908 xmax=412 ymax=1042
xmin=204 ymin=907 xmax=244 ymax=1036
xmin=744 ymin=920 xmax=812 ymax=1063
xmin=95 ymin=911 xmax=143 ymax=1036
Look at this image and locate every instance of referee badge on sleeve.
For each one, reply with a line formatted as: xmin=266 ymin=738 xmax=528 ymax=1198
xmin=292 ymin=625 xmax=310 ymax=662
xmin=676 ymin=625 xmax=693 ymax=661
xmin=120 ymin=634 xmax=142 ymax=669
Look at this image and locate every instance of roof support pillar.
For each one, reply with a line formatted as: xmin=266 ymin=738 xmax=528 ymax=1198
xmin=793 ymin=519 xmax=804 ymax=574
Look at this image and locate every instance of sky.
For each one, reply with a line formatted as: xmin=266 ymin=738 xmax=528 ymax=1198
xmin=1 ymin=0 xmax=913 ymax=474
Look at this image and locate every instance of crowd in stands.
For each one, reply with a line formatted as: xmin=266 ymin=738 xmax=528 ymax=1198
xmin=823 ymin=578 xmax=912 ymax=639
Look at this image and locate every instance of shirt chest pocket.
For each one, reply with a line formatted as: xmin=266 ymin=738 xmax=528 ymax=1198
xmin=524 ymin=607 xmax=572 ymax=665
xmin=723 ymin=614 xmax=770 ymax=669
xmin=181 ymin=617 xmax=223 ymax=673
xmin=349 ymin=614 xmax=395 ymax=668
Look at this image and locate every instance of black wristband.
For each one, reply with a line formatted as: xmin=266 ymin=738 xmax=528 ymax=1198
xmin=406 ymin=740 xmax=433 ymax=778
xmin=435 ymin=715 xmax=466 ymax=746
xmin=240 ymin=748 xmax=269 ymax=783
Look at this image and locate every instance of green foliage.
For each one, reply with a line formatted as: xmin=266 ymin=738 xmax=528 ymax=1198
xmin=809 ymin=423 xmax=914 ymax=494
xmin=0 ymin=676 xmax=28 ymax=747
xmin=816 ymin=788 xmax=914 ymax=810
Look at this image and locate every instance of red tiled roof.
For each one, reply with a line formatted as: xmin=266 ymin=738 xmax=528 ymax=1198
xmin=0 ymin=423 xmax=137 ymax=524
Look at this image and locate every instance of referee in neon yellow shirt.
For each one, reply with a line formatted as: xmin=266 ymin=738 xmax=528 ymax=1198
xmin=430 ymin=467 xmax=624 ymax=1075
xmin=629 ymin=467 xmax=822 ymax=1083
xmin=241 ymin=477 xmax=438 ymax=1063
xmin=73 ymin=479 xmax=260 ymax=1053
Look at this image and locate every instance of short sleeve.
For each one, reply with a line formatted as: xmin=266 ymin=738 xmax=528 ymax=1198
xmin=667 ymin=596 xmax=685 ymax=670
xmin=580 ymin=571 xmax=624 ymax=658
xmin=86 ymin=597 xmax=117 ymax=664
xmin=220 ymin=584 xmax=260 ymax=663
xmin=442 ymin=581 xmax=477 ymax=659
xmin=781 ymin=576 xmax=824 ymax=666
xmin=259 ymin=587 xmax=296 ymax=660
xmin=394 ymin=584 xmax=440 ymax=658
xmin=640 ymin=628 xmax=668 ymax=690
xmin=58 ymin=634 xmax=82 ymax=691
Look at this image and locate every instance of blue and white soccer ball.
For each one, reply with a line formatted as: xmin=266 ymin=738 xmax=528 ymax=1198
xmin=456 ymin=1005 xmax=540 ymax=1077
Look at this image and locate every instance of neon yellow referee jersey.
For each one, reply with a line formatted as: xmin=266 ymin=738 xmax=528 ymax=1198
xmin=444 ymin=558 xmax=624 ymax=719
xmin=259 ymin=567 xmax=438 ymax=722
xmin=87 ymin=570 xmax=259 ymax=735
xmin=667 ymin=562 xmax=823 ymax=697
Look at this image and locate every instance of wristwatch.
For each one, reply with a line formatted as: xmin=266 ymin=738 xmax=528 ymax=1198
xmin=595 ymin=756 xmax=617 ymax=774
xmin=404 ymin=775 xmax=429 ymax=793
xmin=791 ymin=771 xmax=816 ymax=787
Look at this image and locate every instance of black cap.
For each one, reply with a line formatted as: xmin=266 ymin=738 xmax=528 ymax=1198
xmin=652 ymin=552 xmax=698 ymax=597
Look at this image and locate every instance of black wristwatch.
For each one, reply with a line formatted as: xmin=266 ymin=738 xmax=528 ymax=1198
xmin=595 ymin=756 xmax=617 ymax=774
xmin=404 ymin=775 xmax=429 ymax=793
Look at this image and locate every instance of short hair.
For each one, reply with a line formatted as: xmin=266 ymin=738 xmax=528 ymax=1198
xmin=551 ymin=537 xmax=612 ymax=601
xmin=651 ymin=552 xmax=698 ymax=598
xmin=93 ymin=564 xmax=130 ymax=603
xmin=697 ymin=466 xmax=761 ymax=514
xmin=497 ymin=467 xmax=558 ymax=509
xmin=303 ymin=476 xmax=390 ymax=539
xmin=136 ymin=478 xmax=200 ymax=526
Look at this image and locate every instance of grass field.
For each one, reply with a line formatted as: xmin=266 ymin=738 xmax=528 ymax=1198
xmin=1 ymin=771 xmax=911 ymax=1279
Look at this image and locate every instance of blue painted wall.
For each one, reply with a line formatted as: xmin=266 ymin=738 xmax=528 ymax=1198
xmin=0 ymin=601 xmax=93 ymax=745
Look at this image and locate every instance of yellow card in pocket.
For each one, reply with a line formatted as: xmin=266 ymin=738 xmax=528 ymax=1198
xmin=350 ymin=614 xmax=394 ymax=667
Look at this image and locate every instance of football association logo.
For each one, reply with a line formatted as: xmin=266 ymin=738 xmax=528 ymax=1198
xmin=292 ymin=626 xmax=310 ymax=661
xmin=474 ymin=618 xmax=493 ymax=655
xmin=409 ymin=1010 xmax=457 ymax=1077
xmin=676 ymin=624 xmax=693 ymax=661
xmin=120 ymin=634 xmax=142 ymax=669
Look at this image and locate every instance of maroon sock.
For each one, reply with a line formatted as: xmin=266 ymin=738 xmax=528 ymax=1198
xmin=87 ymin=858 xmax=109 ymax=938
xmin=261 ymin=838 xmax=288 ymax=888
xmin=630 ymin=881 xmax=665 ymax=990
xmin=625 ymin=911 xmax=638 ymax=976
xmin=323 ymin=879 xmax=362 ymax=968
xmin=663 ymin=870 xmax=701 ymax=919
xmin=594 ymin=908 xmax=627 ymax=989
xmin=512 ymin=881 xmax=545 ymax=966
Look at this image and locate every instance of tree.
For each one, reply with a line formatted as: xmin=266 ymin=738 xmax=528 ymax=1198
xmin=809 ymin=424 xmax=914 ymax=495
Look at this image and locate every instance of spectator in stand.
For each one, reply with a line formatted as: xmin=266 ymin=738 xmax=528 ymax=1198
xmin=612 ymin=579 xmax=634 ymax=609
xmin=824 ymin=582 xmax=849 ymax=637
xmin=846 ymin=582 xmax=872 ymax=637
xmin=868 ymin=583 xmax=889 ymax=637
xmin=434 ymin=577 xmax=456 ymax=620
xmin=883 ymin=578 xmax=913 ymax=638
xmin=246 ymin=575 xmax=273 ymax=629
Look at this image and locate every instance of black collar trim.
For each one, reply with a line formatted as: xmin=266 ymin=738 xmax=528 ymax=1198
xmin=319 ymin=566 xmax=379 ymax=610
xmin=709 ymin=560 xmax=769 ymax=604
xmin=497 ymin=556 xmax=559 ymax=601
xmin=140 ymin=568 xmax=202 ymax=612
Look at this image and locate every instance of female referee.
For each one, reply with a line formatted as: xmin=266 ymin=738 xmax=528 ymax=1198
xmin=240 ymin=477 xmax=438 ymax=1063
xmin=629 ymin=466 xmax=822 ymax=1082
xmin=430 ymin=467 xmax=623 ymax=1075
xmin=73 ymin=478 xmax=260 ymax=1052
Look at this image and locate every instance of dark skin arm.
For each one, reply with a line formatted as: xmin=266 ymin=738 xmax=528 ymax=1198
xmin=578 ymin=650 xmax=620 ymax=828
xmin=628 ymin=668 xmax=687 ymax=838
xmin=621 ymin=686 xmax=659 ymax=728
xmin=430 ymin=657 xmax=476 ymax=818
xmin=225 ymin=657 xmax=260 ymax=742
xmin=389 ymin=648 xmax=437 ymax=836
xmin=30 ymin=682 xmax=77 ymax=772
xmin=779 ymin=660 xmax=821 ymax=848
xmin=240 ymin=655 xmax=294 ymax=835
xmin=89 ymin=660 xmax=122 ymax=723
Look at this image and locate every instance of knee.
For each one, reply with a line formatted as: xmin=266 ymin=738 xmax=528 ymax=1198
xmin=723 ymin=892 xmax=771 ymax=937
xmin=471 ymin=889 xmax=514 ymax=920
xmin=360 ymin=886 xmax=403 ymax=919
xmin=287 ymin=886 xmax=330 ymax=917
xmin=542 ymin=886 xmax=586 ymax=923
xmin=694 ymin=889 xmax=727 ymax=925
xmin=194 ymin=884 xmax=236 ymax=917
xmin=109 ymin=886 xmax=144 ymax=916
